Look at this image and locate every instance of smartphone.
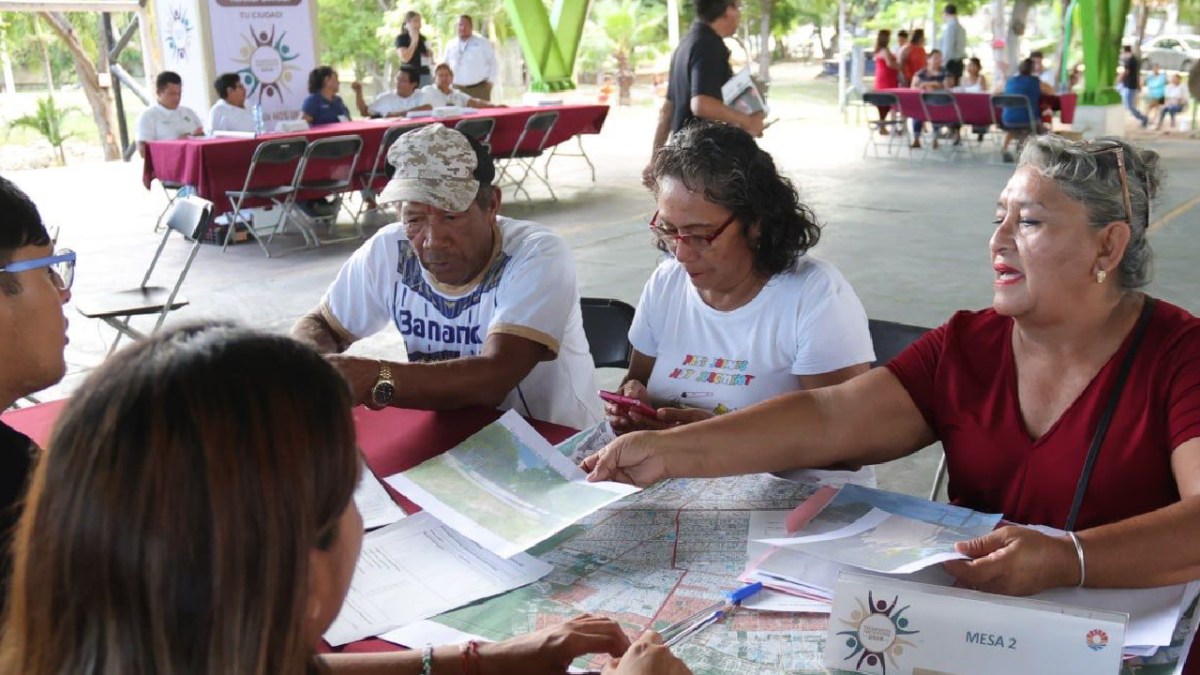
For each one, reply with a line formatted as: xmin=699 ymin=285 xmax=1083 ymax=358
xmin=598 ymin=390 xmax=658 ymax=418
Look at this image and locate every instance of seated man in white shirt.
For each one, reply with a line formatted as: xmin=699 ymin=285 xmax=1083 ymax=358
xmin=205 ymin=73 xmax=256 ymax=134
xmin=135 ymin=71 xmax=203 ymax=157
xmin=290 ymin=124 xmax=601 ymax=429
xmin=351 ymin=66 xmax=432 ymax=118
xmin=421 ymin=63 xmax=495 ymax=109
xmin=443 ymin=15 xmax=498 ymax=101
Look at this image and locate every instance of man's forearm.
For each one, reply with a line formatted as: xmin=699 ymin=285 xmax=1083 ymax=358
xmin=651 ymin=101 xmax=673 ymax=152
xmin=331 ymin=354 xmax=527 ymax=411
xmin=690 ymin=95 xmax=752 ymax=131
xmin=291 ymin=311 xmax=348 ymax=354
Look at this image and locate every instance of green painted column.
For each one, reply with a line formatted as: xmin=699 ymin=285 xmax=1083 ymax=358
xmin=504 ymin=0 xmax=591 ymax=92
xmin=1077 ymin=0 xmax=1130 ymax=106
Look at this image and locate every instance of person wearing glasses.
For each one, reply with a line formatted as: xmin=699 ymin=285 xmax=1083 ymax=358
xmin=585 ymin=136 xmax=1200 ymax=598
xmin=0 ymin=323 xmax=689 ymax=675
xmin=606 ymin=122 xmax=875 ymax=487
xmin=0 ymin=176 xmax=74 ymax=612
xmin=291 ymin=124 xmax=601 ymax=430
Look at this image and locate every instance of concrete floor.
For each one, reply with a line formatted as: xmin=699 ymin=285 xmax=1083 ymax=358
xmin=8 ymin=75 xmax=1200 ymax=500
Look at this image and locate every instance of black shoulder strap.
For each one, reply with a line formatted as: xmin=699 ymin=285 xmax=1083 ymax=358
xmin=1065 ymin=296 xmax=1157 ymax=532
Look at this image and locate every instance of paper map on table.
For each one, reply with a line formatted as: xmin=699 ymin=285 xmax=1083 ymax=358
xmin=386 ymin=411 xmax=638 ymax=558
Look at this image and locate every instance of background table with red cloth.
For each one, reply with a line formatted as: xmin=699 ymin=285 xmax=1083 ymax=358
xmin=876 ymin=89 xmax=1076 ymax=125
xmin=141 ymin=104 xmax=610 ymax=205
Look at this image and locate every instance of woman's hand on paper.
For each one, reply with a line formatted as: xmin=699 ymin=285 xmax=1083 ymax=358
xmin=478 ymin=613 xmax=629 ymax=675
xmin=943 ymin=525 xmax=1080 ymax=596
xmin=581 ymin=431 xmax=670 ymax=488
xmin=602 ymin=631 xmax=692 ymax=675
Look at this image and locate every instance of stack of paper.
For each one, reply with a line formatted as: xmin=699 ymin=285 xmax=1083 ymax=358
xmin=354 ymin=458 xmax=407 ymax=530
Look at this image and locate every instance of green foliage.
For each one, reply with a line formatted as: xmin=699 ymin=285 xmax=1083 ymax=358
xmin=6 ymin=95 xmax=79 ymax=165
xmin=319 ymin=0 xmax=391 ymax=77
xmin=0 ymin=11 xmax=143 ymax=87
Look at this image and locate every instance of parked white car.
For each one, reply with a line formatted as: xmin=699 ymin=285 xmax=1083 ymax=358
xmin=1141 ymin=35 xmax=1200 ymax=73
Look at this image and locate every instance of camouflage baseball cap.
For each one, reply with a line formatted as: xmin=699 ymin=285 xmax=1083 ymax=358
xmin=378 ymin=123 xmax=479 ymax=211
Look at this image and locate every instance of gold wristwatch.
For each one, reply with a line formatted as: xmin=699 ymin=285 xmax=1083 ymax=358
xmin=369 ymin=362 xmax=395 ymax=409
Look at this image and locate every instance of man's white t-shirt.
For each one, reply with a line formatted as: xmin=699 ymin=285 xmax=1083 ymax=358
xmin=136 ymin=103 xmax=202 ymax=142
xmin=321 ymin=216 xmax=601 ymax=430
xmin=205 ymin=99 xmax=255 ymax=134
xmin=369 ymin=90 xmax=427 ymax=116
xmin=629 ymin=255 xmax=877 ymax=486
xmin=443 ymin=35 xmax=498 ymax=86
xmin=421 ymin=85 xmax=472 ymax=108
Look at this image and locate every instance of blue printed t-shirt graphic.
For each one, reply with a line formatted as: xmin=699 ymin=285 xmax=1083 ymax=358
xmin=393 ymin=239 xmax=510 ymax=363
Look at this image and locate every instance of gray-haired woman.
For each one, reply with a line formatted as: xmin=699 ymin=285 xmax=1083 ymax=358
xmin=585 ymin=135 xmax=1200 ymax=598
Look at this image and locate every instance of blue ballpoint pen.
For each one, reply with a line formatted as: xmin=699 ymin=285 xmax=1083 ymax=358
xmin=659 ymin=582 xmax=763 ymax=647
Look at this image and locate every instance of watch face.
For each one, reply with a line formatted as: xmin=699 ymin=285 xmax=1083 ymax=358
xmin=373 ymin=382 xmax=396 ymax=406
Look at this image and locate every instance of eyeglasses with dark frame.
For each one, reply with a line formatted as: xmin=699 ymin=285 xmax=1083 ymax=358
xmin=0 ymin=248 xmax=76 ymax=291
xmin=648 ymin=210 xmax=737 ymax=252
xmin=1080 ymin=139 xmax=1140 ymax=227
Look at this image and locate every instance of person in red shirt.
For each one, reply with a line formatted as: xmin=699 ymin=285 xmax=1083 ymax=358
xmin=899 ymin=28 xmax=927 ymax=87
xmin=583 ymin=135 xmax=1200 ymax=599
xmin=872 ymin=30 xmax=900 ymax=130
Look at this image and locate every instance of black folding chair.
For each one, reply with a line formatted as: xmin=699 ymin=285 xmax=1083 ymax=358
xmin=580 ymin=297 xmax=637 ymax=369
xmin=989 ymin=93 xmax=1038 ymax=164
xmin=455 ymin=117 xmax=496 ymax=153
xmin=867 ymin=318 xmax=944 ymax=498
xmin=223 ymin=137 xmax=308 ymax=257
xmin=861 ymin=92 xmax=907 ymax=159
xmin=918 ymin=91 xmax=973 ymax=162
xmin=495 ymin=110 xmax=559 ymax=203
xmin=75 ymin=196 xmax=213 ymax=355
xmin=276 ymin=134 xmax=364 ymax=250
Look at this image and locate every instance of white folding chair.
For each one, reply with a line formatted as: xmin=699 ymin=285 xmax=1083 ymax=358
xmin=918 ymin=91 xmax=974 ymax=162
xmin=544 ymin=134 xmax=597 ymax=183
xmin=861 ymin=92 xmax=908 ymax=159
xmin=75 ymin=196 xmax=213 ymax=355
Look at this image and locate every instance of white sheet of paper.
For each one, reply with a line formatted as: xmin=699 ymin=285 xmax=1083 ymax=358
xmin=323 ymin=512 xmax=552 ymax=646
xmin=386 ymin=410 xmax=638 ymax=558
xmin=742 ymin=588 xmax=831 ymax=613
xmin=355 ymin=459 xmax=407 ymax=530
xmin=379 ymin=620 xmax=492 ymax=648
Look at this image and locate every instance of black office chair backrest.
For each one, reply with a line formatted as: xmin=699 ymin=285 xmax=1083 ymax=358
xmin=867 ymin=318 xmax=930 ymax=367
xmin=990 ymin=93 xmax=1031 ymax=110
xmin=306 ymin=134 xmax=363 ymax=161
xmin=165 ymin=195 xmax=214 ymax=241
xmin=526 ymin=110 xmax=558 ymax=133
xmin=862 ymin=92 xmax=900 ymax=107
xmin=580 ymin=297 xmax=637 ymax=369
xmin=455 ymin=117 xmax=496 ymax=144
xmin=920 ymin=91 xmax=956 ymax=107
xmin=252 ymin=137 xmax=308 ymax=164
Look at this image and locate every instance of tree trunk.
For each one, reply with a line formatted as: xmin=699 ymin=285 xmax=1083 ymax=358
xmin=1004 ymin=0 xmax=1034 ymax=78
xmin=1 ymin=30 xmax=16 ymax=99
xmin=38 ymin=11 xmax=121 ymax=161
xmin=757 ymin=0 xmax=771 ymax=82
xmin=615 ymin=50 xmax=633 ymax=105
xmin=1135 ymin=1 xmax=1150 ymax=54
xmin=32 ymin=15 xmax=56 ymax=92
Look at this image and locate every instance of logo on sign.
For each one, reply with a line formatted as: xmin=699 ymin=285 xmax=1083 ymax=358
xmin=232 ymin=24 xmax=301 ymax=104
xmin=1086 ymin=628 xmax=1109 ymax=652
xmin=836 ymin=591 xmax=920 ymax=674
xmin=164 ymin=6 xmax=194 ymax=61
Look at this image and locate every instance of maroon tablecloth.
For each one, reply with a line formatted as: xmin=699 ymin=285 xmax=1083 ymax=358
xmin=876 ymin=89 xmax=1076 ymax=125
xmin=141 ymin=104 xmax=610 ymax=206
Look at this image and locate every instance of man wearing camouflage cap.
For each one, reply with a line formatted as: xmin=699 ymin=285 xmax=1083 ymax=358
xmin=292 ymin=123 xmax=601 ymax=429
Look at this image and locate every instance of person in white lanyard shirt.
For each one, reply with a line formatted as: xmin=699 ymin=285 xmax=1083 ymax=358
xmin=443 ymin=15 xmax=498 ymax=102
xmin=205 ymin=73 xmax=255 ymax=134
xmin=351 ymin=66 xmax=431 ymax=118
xmin=135 ymin=72 xmax=203 ymax=157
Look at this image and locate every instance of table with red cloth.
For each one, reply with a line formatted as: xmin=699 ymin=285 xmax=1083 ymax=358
xmin=140 ymin=104 xmax=610 ymax=205
xmin=4 ymin=401 xmax=1198 ymax=673
xmin=876 ymin=88 xmax=1077 ymax=126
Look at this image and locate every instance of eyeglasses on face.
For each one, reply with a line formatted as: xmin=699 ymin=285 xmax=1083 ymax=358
xmin=0 ymin=249 xmax=76 ymax=291
xmin=648 ymin=210 xmax=737 ymax=252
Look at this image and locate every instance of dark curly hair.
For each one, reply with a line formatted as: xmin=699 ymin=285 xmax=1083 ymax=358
xmin=307 ymin=65 xmax=336 ymax=94
xmin=648 ymin=121 xmax=821 ymax=277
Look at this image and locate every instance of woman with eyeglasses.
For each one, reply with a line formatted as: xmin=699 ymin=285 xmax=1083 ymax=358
xmin=0 ymin=176 xmax=73 ymax=615
xmin=585 ymin=135 xmax=1200 ymax=597
xmin=605 ymin=121 xmax=876 ymax=487
xmin=0 ymin=323 xmax=689 ymax=675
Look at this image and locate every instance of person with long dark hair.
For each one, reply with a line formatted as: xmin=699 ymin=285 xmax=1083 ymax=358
xmin=302 ymin=66 xmax=351 ymax=126
xmin=0 ymin=323 xmax=689 ymax=675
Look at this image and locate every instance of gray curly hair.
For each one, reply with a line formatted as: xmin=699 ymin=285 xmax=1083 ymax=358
xmin=1017 ymin=135 xmax=1162 ymax=289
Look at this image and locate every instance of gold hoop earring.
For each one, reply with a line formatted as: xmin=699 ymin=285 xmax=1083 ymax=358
xmin=1096 ymin=270 xmax=1107 ymax=284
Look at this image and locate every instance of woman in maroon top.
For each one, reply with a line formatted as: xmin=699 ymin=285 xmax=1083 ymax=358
xmin=583 ymin=135 xmax=1200 ymax=599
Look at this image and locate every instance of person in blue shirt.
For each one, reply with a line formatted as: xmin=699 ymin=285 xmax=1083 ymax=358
xmin=1143 ymin=64 xmax=1168 ymax=122
xmin=999 ymin=58 xmax=1042 ymax=162
xmin=301 ymin=66 xmax=351 ymax=126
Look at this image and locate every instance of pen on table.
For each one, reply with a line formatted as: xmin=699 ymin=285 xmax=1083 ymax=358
xmin=659 ymin=581 xmax=763 ymax=647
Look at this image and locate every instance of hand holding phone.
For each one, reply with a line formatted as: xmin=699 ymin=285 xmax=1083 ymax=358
xmin=599 ymin=390 xmax=658 ymax=418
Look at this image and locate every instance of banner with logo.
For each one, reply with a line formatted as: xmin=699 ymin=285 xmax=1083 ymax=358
xmin=206 ymin=0 xmax=317 ymax=124
xmin=155 ymin=0 xmax=210 ymax=116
